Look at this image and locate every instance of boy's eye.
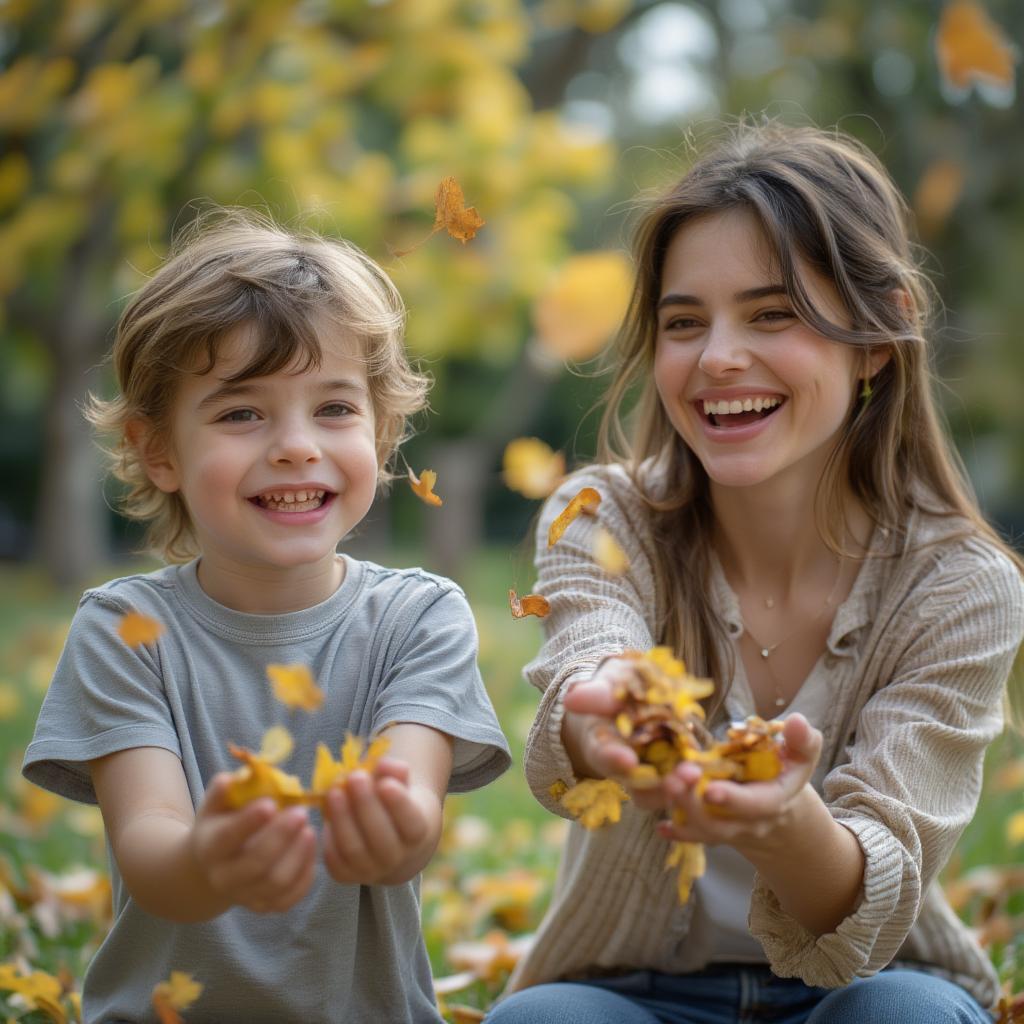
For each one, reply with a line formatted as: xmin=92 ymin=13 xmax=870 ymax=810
xmin=219 ymin=408 xmax=259 ymax=423
xmin=317 ymin=402 xmax=355 ymax=417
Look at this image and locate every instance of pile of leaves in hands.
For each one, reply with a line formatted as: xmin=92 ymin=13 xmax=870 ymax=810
xmin=549 ymin=647 xmax=786 ymax=902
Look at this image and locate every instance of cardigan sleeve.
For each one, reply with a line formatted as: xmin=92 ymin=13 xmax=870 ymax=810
xmin=749 ymin=540 xmax=1024 ymax=986
xmin=521 ymin=468 xmax=658 ymax=816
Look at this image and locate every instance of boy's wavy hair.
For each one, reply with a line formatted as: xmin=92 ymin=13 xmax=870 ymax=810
xmin=88 ymin=208 xmax=429 ymax=563
xmin=597 ymin=119 xmax=1024 ymax=719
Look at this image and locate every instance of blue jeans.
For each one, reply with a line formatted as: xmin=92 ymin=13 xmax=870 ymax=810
xmin=485 ymin=964 xmax=992 ymax=1023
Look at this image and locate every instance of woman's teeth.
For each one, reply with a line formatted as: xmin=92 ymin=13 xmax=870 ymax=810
xmin=702 ymin=396 xmax=782 ymax=416
xmin=256 ymin=490 xmax=326 ymax=512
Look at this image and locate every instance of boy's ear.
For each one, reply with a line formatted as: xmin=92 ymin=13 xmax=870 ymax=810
xmin=126 ymin=419 xmax=180 ymax=494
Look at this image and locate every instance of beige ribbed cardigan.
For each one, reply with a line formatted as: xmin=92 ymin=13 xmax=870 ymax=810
xmin=507 ymin=465 xmax=1024 ymax=1010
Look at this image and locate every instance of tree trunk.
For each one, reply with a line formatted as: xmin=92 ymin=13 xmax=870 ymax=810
xmin=37 ymin=345 xmax=108 ymax=587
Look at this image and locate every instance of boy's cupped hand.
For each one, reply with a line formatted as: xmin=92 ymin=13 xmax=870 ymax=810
xmin=191 ymin=774 xmax=318 ymax=914
xmin=321 ymin=758 xmax=433 ymax=886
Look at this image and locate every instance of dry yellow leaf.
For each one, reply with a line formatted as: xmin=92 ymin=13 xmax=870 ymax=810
xmin=266 ymin=663 xmax=324 ymax=713
xmin=508 ymin=588 xmax=550 ymax=619
xmin=1007 ymin=811 xmax=1024 ymax=846
xmin=935 ymin=1 xmax=1017 ymax=94
xmin=665 ymin=840 xmax=706 ymax=903
xmin=310 ymin=732 xmax=391 ymax=793
xmin=258 ymin=726 xmax=295 ymax=765
xmin=152 ymin=971 xmax=203 ymax=1024
xmin=553 ymin=777 xmax=629 ymax=829
xmin=547 ymin=486 xmax=601 ymax=547
xmin=0 ymin=963 xmax=66 ymax=1022
xmin=117 ymin=611 xmax=164 ymax=647
xmin=502 ymin=438 xmax=565 ymax=499
xmin=593 ymin=527 xmax=629 ymax=575
xmin=433 ymin=176 xmax=485 ymax=243
xmin=223 ymin=743 xmax=307 ymax=809
xmin=408 ymin=467 xmax=443 ymax=507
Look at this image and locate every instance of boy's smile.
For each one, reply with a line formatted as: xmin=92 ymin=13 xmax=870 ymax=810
xmin=142 ymin=321 xmax=379 ymax=610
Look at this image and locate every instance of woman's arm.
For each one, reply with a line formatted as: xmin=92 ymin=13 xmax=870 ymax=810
xmin=91 ymin=746 xmax=317 ymax=922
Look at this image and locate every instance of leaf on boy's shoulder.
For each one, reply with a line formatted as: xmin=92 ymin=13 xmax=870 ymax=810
xmin=224 ymin=743 xmax=307 ymax=809
xmin=152 ymin=970 xmax=203 ymax=1024
xmin=266 ymin=663 xmax=324 ymax=713
xmin=547 ymin=486 xmax=601 ymax=548
xmin=408 ymin=467 xmax=443 ymax=506
xmin=508 ymin=589 xmax=550 ymax=619
xmin=117 ymin=611 xmax=164 ymax=647
xmin=310 ymin=732 xmax=391 ymax=795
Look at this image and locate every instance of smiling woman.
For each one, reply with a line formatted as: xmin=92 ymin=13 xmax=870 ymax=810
xmin=487 ymin=121 xmax=1024 ymax=1024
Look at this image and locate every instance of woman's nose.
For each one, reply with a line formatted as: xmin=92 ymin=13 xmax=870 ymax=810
xmin=697 ymin=322 xmax=752 ymax=376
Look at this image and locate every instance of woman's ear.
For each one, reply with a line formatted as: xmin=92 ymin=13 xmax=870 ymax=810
xmin=866 ymin=344 xmax=892 ymax=377
xmin=126 ymin=419 xmax=180 ymax=493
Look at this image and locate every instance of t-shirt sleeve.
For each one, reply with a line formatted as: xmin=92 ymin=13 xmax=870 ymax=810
xmin=22 ymin=591 xmax=181 ymax=804
xmin=373 ymin=585 xmax=511 ymax=794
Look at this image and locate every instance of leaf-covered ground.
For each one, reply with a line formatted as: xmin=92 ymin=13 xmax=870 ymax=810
xmin=1 ymin=559 xmax=1021 ymax=1022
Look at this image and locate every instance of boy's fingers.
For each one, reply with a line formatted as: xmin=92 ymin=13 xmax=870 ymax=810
xmin=233 ymin=807 xmax=310 ymax=883
xmin=378 ymin=778 xmax=429 ymax=846
xmin=373 ymin=758 xmax=410 ymax=784
xmin=262 ymin=823 xmax=316 ymax=894
xmin=198 ymin=798 xmax=275 ymax=863
xmin=325 ymin=787 xmax=372 ymax=868
xmin=346 ymin=773 xmax=401 ymax=857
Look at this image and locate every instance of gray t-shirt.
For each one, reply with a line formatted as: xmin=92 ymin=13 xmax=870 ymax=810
xmin=23 ymin=556 xmax=511 ymax=1024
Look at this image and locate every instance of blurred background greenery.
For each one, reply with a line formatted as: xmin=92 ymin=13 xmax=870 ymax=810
xmin=1 ymin=0 xmax=1022 ymax=587
xmin=1 ymin=1 xmax=1023 ymax=1017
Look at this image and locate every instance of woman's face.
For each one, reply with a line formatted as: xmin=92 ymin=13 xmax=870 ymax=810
xmin=653 ymin=207 xmax=862 ymax=497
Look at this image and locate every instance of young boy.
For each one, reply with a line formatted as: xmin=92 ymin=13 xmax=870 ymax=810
xmin=22 ymin=210 xmax=511 ymax=1023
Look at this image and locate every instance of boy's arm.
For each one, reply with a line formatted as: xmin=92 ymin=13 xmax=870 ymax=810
xmin=91 ymin=747 xmax=317 ymax=922
xmin=322 ymin=722 xmax=453 ymax=886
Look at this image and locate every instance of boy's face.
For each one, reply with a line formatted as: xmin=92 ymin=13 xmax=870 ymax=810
xmin=147 ymin=322 xmax=378 ymax=577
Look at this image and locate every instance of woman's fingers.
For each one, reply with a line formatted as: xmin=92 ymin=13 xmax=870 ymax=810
xmin=563 ymin=678 xmax=622 ymax=717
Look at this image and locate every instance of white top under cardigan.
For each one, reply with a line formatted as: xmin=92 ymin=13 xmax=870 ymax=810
xmin=506 ymin=464 xmax=1024 ymax=1010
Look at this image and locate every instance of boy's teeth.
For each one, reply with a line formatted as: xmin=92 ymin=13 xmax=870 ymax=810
xmin=257 ymin=489 xmax=327 ymax=511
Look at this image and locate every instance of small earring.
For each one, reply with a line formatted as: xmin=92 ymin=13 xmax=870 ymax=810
xmin=860 ymin=377 xmax=873 ymax=404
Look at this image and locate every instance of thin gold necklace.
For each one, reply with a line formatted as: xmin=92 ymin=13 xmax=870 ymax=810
xmin=737 ymin=558 xmax=844 ymax=708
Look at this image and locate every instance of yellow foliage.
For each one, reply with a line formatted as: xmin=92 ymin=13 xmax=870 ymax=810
xmin=0 ymin=962 xmax=66 ymax=1023
xmin=0 ymin=153 xmax=31 ymax=213
xmin=593 ymin=527 xmax=629 ymax=576
xmin=152 ymin=970 xmax=203 ymax=1024
xmin=936 ymin=0 xmax=1017 ymax=94
xmin=310 ymin=733 xmax=391 ymax=793
xmin=665 ymin=840 xmax=706 ymax=903
xmin=552 ymin=778 xmax=629 ymax=829
xmin=1007 ymin=811 xmax=1024 ymax=846
xmin=0 ymin=680 xmax=21 ymax=720
xmin=223 ymin=744 xmax=307 ymax=809
xmin=533 ymin=251 xmax=633 ymax=361
xmin=266 ymin=663 xmax=324 ymax=713
xmin=257 ymin=726 xmax=295 ymax=766
xmin=503 ymin=438 xmax=565 ymax=499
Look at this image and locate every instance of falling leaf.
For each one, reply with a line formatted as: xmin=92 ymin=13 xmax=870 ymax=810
xmin=551 ymin=777 xmax=629 ymax=830
xmin=935 ymin=1 xmax=1017 ymax=101
xmin=266 ymin=663 xmax=324 ymax=713
xmin=1007 ymin=811 xmax=1024 ymax=846
xmin=665 ymin=840 xmax=705 ymax=903
xmin=914 ymin=159 xmax=966 ymax=237
xmin=117 ymin=611 xmax=164 ymax=647
xmin=547 ymin=486 xmax=601 ymax=547
xmin=223 ymin=743 xmax=308 ymax=809
xmin=508 ymin=589 xmax=550 ymax=619
xmin=502 ymin=438 xmax=565 ymax=499
xmin=593 ymin=527 xmax=629 ymax=575
xmin=408 ymin=467 xmax=443 ymax=507
xmin=310 ymin=732 xmax=391 ymax=793
xmin=533 ymin=251 xmax=633 ymax=361
xmin=433 ymin=176 xmax=485 ymax=244
xmin=152 ymin=971 xmax=203 ymax=1024
xmin=257 ymin=726 xmax=294 ymax=766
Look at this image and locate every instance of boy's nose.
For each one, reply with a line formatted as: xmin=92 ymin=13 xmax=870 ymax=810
xmin=268 ymin=425 xmax=321 ymax=464
xmin=697 ymin=322 xmax=752 ymax=376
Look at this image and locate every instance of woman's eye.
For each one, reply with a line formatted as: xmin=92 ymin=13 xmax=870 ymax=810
xmin=219 ymin=408 xmax=258 ymax=423
xmin=757 ymin=308 xmax=795 ymax=322
xmin=664 ymin=315 xmax=701 ymax=331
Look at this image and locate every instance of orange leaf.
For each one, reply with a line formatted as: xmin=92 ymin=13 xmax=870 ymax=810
xmin=936 ymin=1 xmax=1017 ymax=96
xmin=408 ymin=467 xmax=443 ymax=507
xmin=502 ymin=438 xmax=565 ymax=499
xmin=266 ymin=663 xmax=324 ymax=713
xmin=152 ymin=972 xmax=203 ymax=1024
xmin=433 ymin=175 xmax=485 ymax=244
xmin=223 ymin=743 xmax=308 ymax=808
xmin=508 ymin=588 xmax=550 ymax=619
xmin=552 ymin=777 xmax=629 ymax=829
xmin=547 ymin=486 xmax=601 ymax=547
xmin=913 ymin=159 xmax=966 ymax=237
xmin=117 ymin=611 xmax=164 ymax=647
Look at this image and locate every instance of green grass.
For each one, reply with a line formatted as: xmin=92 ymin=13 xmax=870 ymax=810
xmin=1 ymin=555 xmax=1022 ymax=1020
